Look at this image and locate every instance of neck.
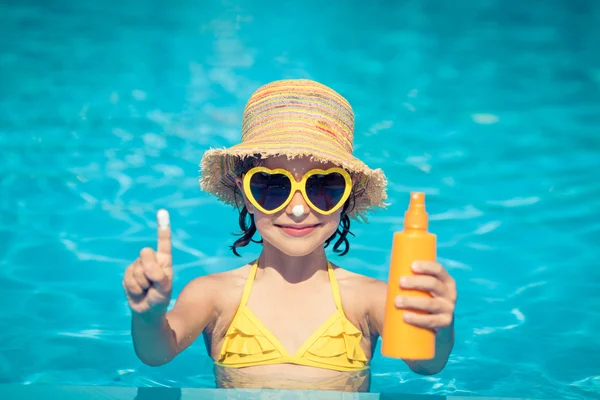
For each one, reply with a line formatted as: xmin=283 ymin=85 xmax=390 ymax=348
xmin=257 ymin=242 xmax=329 ymax=284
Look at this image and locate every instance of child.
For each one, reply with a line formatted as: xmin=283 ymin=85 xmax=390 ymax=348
xmin=123 ymin=79 xmax=457 ymax=392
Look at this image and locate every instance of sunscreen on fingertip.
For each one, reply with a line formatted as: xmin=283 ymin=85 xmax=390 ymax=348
xmin=381 ymin=192 xmax=436 ymax=360
xmin=157 ymin=209 xmax=170 ymax=230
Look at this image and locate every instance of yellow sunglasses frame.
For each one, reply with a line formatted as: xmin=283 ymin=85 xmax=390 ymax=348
xmin=242 ymin=166 xmax=353 ymax=215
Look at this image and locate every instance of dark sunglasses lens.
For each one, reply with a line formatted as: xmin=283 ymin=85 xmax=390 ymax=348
xmin=306 ymin=173 xmax=347 ymax=211
xmin=249 ymin=172 xmax=291 ymax=210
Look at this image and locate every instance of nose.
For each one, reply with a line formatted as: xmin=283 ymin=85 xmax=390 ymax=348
xmin=285 ymin=190 xmax=309 ymax=218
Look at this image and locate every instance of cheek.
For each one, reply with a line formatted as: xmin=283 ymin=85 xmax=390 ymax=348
xmin=320 ymin=211 xmax=343 ymax=233
xmin=252 ymin=211 xmax=273 ymax=231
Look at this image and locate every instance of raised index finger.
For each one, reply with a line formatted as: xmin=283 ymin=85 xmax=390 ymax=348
xmin=157 ymin=209 xmax=172 ymax=255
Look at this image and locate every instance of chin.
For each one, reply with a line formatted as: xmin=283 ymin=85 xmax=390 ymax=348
xmin=262 ymin=235 xmax=326 ymax=257
xmin=276 ymin=242 xmax=323 ymax=257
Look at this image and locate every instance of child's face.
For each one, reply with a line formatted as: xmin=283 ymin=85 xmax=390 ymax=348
xmin=238 ymin=155 xmax=345 ymax=257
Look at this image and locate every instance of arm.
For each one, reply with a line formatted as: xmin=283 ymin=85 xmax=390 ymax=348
xmin=131 ymin=275 xmax=219 ymax=366
xmin=403 ymin=321 xmax=454 ymax=375
xmin=124 ymin=209 xmax=220 ymax=366
xmin=368 ymin=261 xmax=456 ymax=375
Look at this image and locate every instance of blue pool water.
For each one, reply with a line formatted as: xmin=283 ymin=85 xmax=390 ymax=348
xmin=1 ymin=0 xmax=599 ymax=399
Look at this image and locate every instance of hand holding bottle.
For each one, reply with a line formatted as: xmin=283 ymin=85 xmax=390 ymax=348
xmin=382 ymin=193 xmax=456 ymax=360
xmin=396 ymin=260 xmax=456 ymax=333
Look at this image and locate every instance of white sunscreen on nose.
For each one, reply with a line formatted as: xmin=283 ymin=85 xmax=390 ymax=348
xmin=292 ymin=205 xmax=304 ymax=217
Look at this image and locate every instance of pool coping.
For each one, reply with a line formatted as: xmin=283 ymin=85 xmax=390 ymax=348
xmin=0 ymin=383 xmax=561 ymax=400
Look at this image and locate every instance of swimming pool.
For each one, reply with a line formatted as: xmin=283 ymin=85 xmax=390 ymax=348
xmin=1 ymin=0 xmax=599 ymax=399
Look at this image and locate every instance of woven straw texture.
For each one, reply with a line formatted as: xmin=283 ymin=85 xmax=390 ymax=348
xmin=199 ymin=79 xmax=388 ymax=221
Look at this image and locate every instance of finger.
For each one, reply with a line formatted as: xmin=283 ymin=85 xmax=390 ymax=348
xmin=400 ymin=275 xmax=447 ymax=297
xmin=140 ymin=247 xmax=165 ymax=280
xmin=124 ymin=264 xmax=145 ymax=296
xmin=412 ymin=261 xmax=453 ymax=284
xmin=403 ymin=311 xmax=454 ymax=331
xmin=145 ymin=260 xmax=171 ymax=293
xmin=156 ymin=209 xmax=172 ymax=256
xmin=162 ymin=262 xmax=173 ymax=281
xmin=153 ymin=273 xmax=172 ymax=294
xmin=411 ymin=261 xmax=457 ymax=303
xmin=133 ymin=261 xmax=151 ymax=290
xmin=140 ymin=248 xmax=171 ymax=293
xmin=395 ymin=295 xmax=454 ymax=315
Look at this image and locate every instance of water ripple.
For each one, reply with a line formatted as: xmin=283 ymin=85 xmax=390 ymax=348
xmin=1 ymin=1 xmax=599 ymax=399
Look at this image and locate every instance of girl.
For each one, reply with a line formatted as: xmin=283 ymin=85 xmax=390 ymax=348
xmin=123 ymin=79 xmax=457 ymax=392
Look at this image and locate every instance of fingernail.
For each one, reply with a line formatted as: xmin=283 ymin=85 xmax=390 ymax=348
xmin=157 ymin=209 xmax=170 ymax=230
xmin=400 ymin=277 xmax=407 ymax=287
xmin=395 ymin=296 xmax=404 ymax=307
xmin=412 ymin=261 xmax=421 ymax=272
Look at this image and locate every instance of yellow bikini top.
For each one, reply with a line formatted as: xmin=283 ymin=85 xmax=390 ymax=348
xmin=216 ymin=261 xmax=369 ymax=372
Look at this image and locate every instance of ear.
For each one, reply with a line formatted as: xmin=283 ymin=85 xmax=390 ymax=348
xmin=235 ymin=176 xmax=254 ymax=214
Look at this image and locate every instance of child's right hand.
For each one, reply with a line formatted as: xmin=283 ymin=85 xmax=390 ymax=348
xmin=123 ymin=209 xmax=173 ymax=317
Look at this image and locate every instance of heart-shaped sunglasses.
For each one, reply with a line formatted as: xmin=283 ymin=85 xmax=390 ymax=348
xmin=242 ymin=167 xmax=352 ymax=215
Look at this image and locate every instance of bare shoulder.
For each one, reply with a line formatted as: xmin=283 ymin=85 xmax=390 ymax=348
xmin=331 ymin=263 xmax=388 ymax=335
xmin=173 ymin=265 xmax=250 ymax=318
xmin=174 ymin=263 xmax=254 ymax=312
xmin=332 ymin=264 xmax=387 ymax=298
xmin=161 ymin=262 xmax=255 ymax=354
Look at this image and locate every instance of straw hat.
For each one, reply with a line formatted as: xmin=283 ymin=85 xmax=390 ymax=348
xmin=199 ymin=79 xmax=388 ymax=221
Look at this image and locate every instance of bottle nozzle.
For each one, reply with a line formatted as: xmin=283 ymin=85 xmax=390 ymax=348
xmin=404 ymin=192 xmax=428 ymax=230
xmin=409 ymin=192 xmax=425 ymax=208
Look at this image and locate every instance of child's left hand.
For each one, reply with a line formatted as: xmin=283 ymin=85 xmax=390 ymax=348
xmin=395 ymin=261 xmax=457 ymax=333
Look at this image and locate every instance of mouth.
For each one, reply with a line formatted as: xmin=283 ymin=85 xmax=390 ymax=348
xmin=275 ymin=223 xmax=321 ymax=237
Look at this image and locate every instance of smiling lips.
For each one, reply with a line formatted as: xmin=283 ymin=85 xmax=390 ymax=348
xmin=276 ymin=223 xmax=321 ymax=237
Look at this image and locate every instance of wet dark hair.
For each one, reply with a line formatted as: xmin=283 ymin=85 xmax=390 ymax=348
xmin=229 ymin=156 xmax=356 ymax=257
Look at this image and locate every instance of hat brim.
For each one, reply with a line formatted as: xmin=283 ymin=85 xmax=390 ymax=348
xmin=199 ymin=144 xmax=388 ymax=222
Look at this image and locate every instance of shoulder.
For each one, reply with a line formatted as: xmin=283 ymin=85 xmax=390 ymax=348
xmin=331 ymin=264 xmax=387 ymax=333
xmin=176 ymin=263 xmax=254 ymax=309
xmin=332 ymin=264 xmax=386 ymax=299
xmin=182 ymin=263 xmax=251 ymax=287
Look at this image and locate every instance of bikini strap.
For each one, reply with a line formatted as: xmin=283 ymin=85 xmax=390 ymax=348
xmin=239 ymin=260 xmax=258 ymax=306
xmin=327 ymin=262 xmax=345 ymax=315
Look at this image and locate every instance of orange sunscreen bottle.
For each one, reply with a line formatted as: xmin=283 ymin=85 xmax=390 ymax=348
xmin=381 ymin=192 xmax=436 ymax=360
